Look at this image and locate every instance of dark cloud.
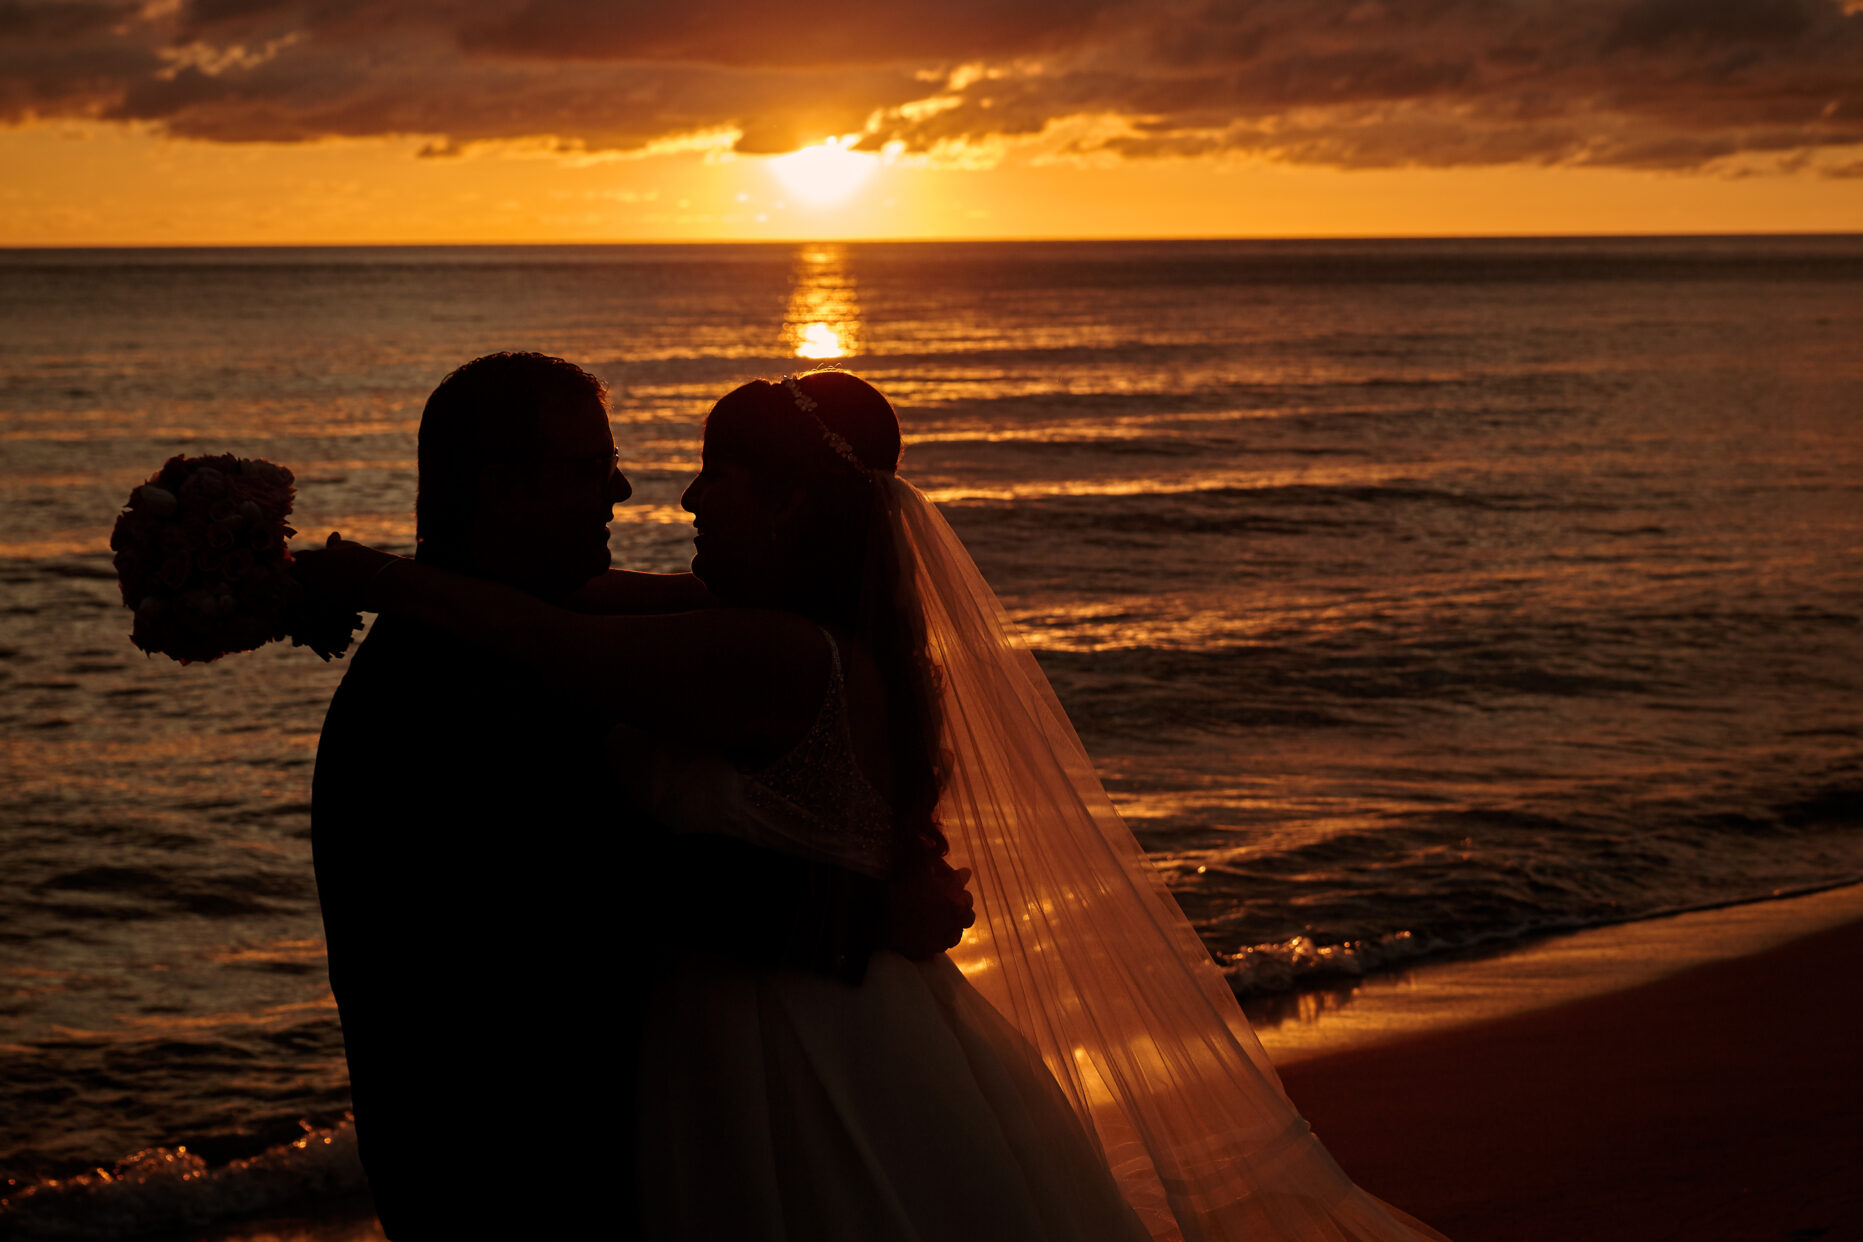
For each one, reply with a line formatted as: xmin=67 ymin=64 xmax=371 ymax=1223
xmin=0 ymin=0 xmax=135 ymax=38
xmin=0 ymin=2 xmax=160 ymax=120
xmin=2 ymin=0 xmax=1858 ymax=172
xmin=103 ymin=49 xmax=920 ymax=152
xmin=1604 ymin=0 xmax=1816 ymax=53
xmin=866 ymin=0 xmax=1863 ymax=169
xmin=459 ymin=0 xmax=1116 ymax=67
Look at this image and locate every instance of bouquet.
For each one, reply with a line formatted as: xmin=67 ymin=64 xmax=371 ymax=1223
xmin=109 ymin=453 xmax=363 ymax=664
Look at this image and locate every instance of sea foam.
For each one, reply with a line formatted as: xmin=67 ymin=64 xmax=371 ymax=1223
xmin=0 ymin=1121 xmax=366 ymax=1242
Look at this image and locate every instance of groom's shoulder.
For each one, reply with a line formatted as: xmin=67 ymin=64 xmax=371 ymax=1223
xmin=325 ymin=612 xmax=599 ymax=745
xmin=332 ymin=613 xmax=484 ymax=701
xmin=344 ymin=611 xmax=459 ymax=675
xmin=318 ymin=616 xmax=473 ymax=761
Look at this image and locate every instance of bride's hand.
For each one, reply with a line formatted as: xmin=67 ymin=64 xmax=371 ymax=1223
xmin=882 ymin=859 xmax=976 ymax=960
xmin=290 ymin=533 xmax=406 ymax=609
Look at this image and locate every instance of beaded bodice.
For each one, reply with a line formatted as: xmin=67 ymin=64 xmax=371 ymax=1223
xmin=739 ymin=631 xmax=897 ymax=878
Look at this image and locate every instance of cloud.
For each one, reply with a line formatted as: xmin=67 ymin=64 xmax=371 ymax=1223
xmin=1603 ymin=0 xmax=1817 ymax=52
xmin=0 ymin=1 xmax=162 ymax=119
xmin=458 ymin=0 xmax=1117 ymax=67
xmin=865 ymin=0 xmax=1863 ymax=171
xmin=2 ymin=0 xmax=1858 ymax=172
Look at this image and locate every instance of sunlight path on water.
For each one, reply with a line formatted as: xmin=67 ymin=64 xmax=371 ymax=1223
xmin=783 ymin=245 xmax=861 ymax=360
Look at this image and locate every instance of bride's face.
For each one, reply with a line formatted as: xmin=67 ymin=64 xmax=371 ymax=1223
xmin=681 ymin=453 xmax=797 ymax=604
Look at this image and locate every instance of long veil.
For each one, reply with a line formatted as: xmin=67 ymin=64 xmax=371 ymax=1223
xmin=888 ymin=476 xmax=1447 ymax=1242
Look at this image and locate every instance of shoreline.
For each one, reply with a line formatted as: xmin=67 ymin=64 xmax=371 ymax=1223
xmin=1248 ymin=879 xmax=1863 ymax=1064
xmin=74 ymin=885 xmax=1863 ymax=1242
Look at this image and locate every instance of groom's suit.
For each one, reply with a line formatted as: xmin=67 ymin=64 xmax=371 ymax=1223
xmin=313 ymin=608 xmax=888 ymax=1240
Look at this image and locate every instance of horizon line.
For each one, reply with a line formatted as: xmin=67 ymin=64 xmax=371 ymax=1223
xmin=5 ymin=228 xmax=1863 ymax=250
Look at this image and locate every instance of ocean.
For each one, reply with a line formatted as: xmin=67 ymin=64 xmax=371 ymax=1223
xmin=3 ymin=237 xmax=1861 ymax=1237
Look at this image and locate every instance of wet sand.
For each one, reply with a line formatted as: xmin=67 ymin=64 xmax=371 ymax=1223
xmin=1278 ymin=903 xmax=1863 ymax=1241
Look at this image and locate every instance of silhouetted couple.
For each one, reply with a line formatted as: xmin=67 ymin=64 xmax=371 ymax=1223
xmin=308 ymin=354 xmax=1448 ymax=1241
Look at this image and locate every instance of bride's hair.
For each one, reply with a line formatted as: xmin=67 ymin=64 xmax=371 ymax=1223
xmin=704 ymin=371 xmax=950 ymax=872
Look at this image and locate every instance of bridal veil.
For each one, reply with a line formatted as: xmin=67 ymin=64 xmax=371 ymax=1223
xmin=886 ymin=476 xmax=1446 ymax=1242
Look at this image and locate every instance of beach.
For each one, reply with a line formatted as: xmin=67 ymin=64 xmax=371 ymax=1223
xmin=1275 ymin=883 xmax=1863 ymax=1242
xmin=149 ymin=883 xmax=1863 ymax=1242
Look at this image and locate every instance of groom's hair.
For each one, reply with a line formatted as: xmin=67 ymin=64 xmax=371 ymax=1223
xmin=415 ymin=352 xmax=608 ymax=553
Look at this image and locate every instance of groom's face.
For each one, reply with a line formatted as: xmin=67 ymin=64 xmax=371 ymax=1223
xmin=472 ymin=396 xmax=631 ymax=597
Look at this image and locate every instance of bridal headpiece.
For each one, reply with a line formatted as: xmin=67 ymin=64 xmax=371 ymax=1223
xmin=782 ymin=373 xmax=872 ymax=476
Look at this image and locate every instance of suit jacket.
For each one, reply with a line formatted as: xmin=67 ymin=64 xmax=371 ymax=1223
xmin=312 ymin=611 xmax=886 ymax=1240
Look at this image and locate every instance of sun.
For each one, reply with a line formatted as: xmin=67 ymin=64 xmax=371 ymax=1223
xmin=767 ymin=137 xmax=879 ymax=207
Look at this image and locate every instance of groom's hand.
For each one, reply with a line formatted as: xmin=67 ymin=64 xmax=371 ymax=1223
xmin=882 ymin=858 xmax=976 ymax=960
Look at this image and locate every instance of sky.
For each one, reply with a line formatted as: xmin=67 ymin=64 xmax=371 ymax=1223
xmin=4 ymin=0 xmax=1862 ymax=244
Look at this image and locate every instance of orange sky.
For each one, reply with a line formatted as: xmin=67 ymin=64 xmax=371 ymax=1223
xmin=4 ymin=0 xmax=1861 ymax=245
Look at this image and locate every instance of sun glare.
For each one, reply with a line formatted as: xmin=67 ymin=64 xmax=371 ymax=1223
xmin=768 ymin=137 xmax=879 ymax=208
xmin=796 ymin=322 xmax=848 ymax=358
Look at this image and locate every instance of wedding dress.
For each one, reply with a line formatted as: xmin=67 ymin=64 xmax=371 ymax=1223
xmin=629 ymin=478 xmax=1446 ymax=1242
xmin=628 ymin=635 xmax=1154 ymax=1241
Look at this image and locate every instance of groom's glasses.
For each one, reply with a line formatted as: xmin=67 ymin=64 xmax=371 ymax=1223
xmin=530 ymin=448 xmax=623 ymax=483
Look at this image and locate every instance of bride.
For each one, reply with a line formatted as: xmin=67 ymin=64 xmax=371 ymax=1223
xmin=301 ymin=370 xmax=1446 ymax=1242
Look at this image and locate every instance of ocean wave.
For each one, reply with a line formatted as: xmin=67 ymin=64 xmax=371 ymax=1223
xmin=1688 ymin=782 xmax=1863 ymax=837
xmin=0 ymin=1121 xmax=366 ymax=1242
xmin=935 ymin=478 xmax=1576 ymax=520
xmin=1218 ymin=877 xmax=1863 ymax=998
xmin=1222 ymin=927 xmax=1436 ymax=995
xmin=1219 ymin=913 xmax=1623 ymax=997
xmin=1037 ymin=645 xmax=1661 ymax=733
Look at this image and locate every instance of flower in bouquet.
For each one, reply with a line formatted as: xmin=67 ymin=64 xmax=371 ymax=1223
xmin=111 ymin=453 xmax=363 ymax=663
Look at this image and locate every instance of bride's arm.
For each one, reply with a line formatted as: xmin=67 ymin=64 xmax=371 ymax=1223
xmin=562 ymin=570 xmax=717 ymax=615
xmin=302 ymin=541 xmax=823 ymax=757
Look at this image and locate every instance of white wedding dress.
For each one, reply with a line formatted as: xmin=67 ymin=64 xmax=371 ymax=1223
xmin=626 ymin=478 xmax=1447 ymax=1242
xmin=627 ymin=636 xmax=1154 ymax=1241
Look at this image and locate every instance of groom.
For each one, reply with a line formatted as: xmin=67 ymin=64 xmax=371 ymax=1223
xmin=311 ymin=353 xmax=968 ymax=1240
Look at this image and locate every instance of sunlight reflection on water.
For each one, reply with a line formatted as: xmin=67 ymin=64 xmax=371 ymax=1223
xmin=784 ymin=245 xmax=861 ymax=360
